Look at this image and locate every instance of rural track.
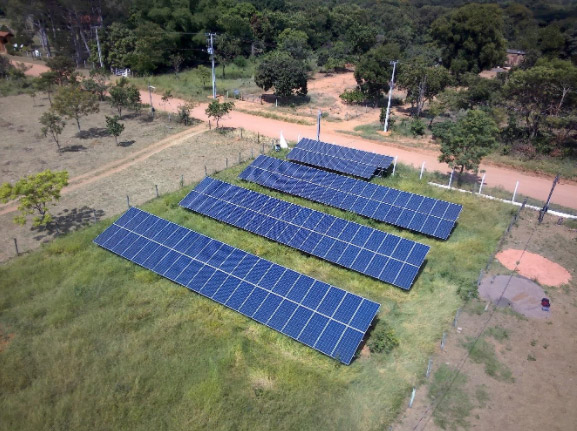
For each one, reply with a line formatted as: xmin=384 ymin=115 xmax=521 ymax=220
xmin=10 ymin=58 xmax=577 ymax=211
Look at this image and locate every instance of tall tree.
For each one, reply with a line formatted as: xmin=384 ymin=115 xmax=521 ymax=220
xmin=255 ymin=51 xmax=308 ymax=97
xmin=108 ymin=78 xmax=141 ymax=118
xmin=397 ymin=59 xmax=452 ymax=117
xmin=0 ymin=170 xmax=69 ymax=226
xmin=436 ymin=110 xmax=499 ymax=181
xmin=354 ymin=43 xmax=400 ymax=100
xmin=431 ymin=4 xmax=507 ymax=75
xmin=53 ymin=85 xmax=99 ymax=132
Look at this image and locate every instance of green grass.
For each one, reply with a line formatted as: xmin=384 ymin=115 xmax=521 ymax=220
xmin=428 ymin=364 xmax=473 ymax=431
xmin=0 ymin=152 xmax=512 ymax=430
xmin=131 ymin=63 xmax=259 ymax=103
xmin=485 ymin=326 xmax=509 ymax=341
xmin=235 ymin=108 xmax=313 ymax=125
xmin=460 ymin=337 xmax=514 ymax=383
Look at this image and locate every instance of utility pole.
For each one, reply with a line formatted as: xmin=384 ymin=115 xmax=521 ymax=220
xmin=207 ymin=33 xmax=217 ymax=98
xmin=93 ymin=26 xmax=103 ymax=68
xmin=383 ymin=60 xmax=398 ymax=133
xmin=538 ymin=174 xmax=560 ymax=223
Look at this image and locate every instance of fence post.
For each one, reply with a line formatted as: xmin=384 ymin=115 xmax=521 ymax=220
xmin=204 ymin=165 xmax=207 ymax=176
xmin=240 ymin=128 xmax=243 ymax=139
xmin=426 ymin=358 xmax=433 ymax=378
xmin=453 ymin=308 xmax=461 ymax=327
xmin=448 ymin=167 xmax=455 ymax=189
xmin=262 ymin=141 xmax=265 ymax=154
xmin=478 ymin=173 xmax=486 ymax=194
xmin=419 ymin=161 xmax=426 ymax=180
xmin=155 ymin=184 xmax=159 ymax=198
xmin=392 ymin=156 xmax=398 ymax=176
xmin=180 ymin=175 xmax=184 ymax=188
xmin=13 ymin=238 xmax=19 ymax=256
xmin=441 ymin=332 xmax=446 ymax=351
xmin=408 ymin=388 xmax=416 ymax=408
xmin=251 ymin=149 xmax=254 ymax=159
xmin=512 ymin=180 xmax=519 ymax=203
xmin=238 ymin=152 xmax=242 ymax=164
xmin=126 ymin=195 xmax=130 ymax=209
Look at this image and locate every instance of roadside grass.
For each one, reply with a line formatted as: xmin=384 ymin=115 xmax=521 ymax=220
xmin=0 ymin=154 xmax=512 ymax=430
xmin=131 ymin=63 xmax=259 ymax=103
xmin=234 ymin=107 xmax=314 ymax=126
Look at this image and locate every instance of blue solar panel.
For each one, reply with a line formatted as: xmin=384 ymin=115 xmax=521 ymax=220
xmin=287 ymin=138 xmax=394 ymax=179
xmin=94 ymin=207 xmax=380 ymax=365
xmin=180 ymin=178 xmax=429 ymax=290
xmin=240 ymin=156 xmax=463 ymax=240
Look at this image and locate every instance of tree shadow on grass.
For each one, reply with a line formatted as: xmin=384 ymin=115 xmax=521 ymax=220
xmin=77 ymin=128 xmax=109 ymax=139
xmin=31 ymin=206 xmax=106 ymax=240
xmin=261 ymin=93 xmax=311 ymax=106
xmin=118 ymin=140 xmax=135 ymax=147
xmin=61 ymin=144 xmax=87 ymax=152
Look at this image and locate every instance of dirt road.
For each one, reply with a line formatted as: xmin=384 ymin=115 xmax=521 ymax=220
xmin=12 ymin=58 xmax=577 ymax=210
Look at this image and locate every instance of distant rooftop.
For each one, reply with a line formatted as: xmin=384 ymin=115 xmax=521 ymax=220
xmin=507 ymin=49 xmax=526 ymax=55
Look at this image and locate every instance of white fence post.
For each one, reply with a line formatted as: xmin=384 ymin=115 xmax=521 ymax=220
xmin=512 ymin=180 xmax=519 ymax=202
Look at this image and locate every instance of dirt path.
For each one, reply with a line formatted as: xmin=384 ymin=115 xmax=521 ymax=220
xmin=13 ymin=58 xmax=577 ymax=210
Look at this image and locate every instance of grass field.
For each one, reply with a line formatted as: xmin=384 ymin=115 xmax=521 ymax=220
xmin=0 ymin=158 xmax=513 ymax=430
xmin=131 ymin=63 xmax=260 ymax=103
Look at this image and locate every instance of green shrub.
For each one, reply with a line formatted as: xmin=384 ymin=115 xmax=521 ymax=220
xmin=339 ymin=89 xmax=365 ymax=104
xmin=367 ymin=320 xmax=399 ymax=354
xmin=410 ymin=118 xmax=426 ymax=136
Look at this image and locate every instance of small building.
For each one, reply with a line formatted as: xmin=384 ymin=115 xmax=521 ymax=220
xmin=0 ymin=31 xmax=14 ymax=54
xmin=505 ymin=49 xmax=526 ymax=67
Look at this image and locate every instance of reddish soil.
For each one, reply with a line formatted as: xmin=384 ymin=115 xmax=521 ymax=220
xmin=496 ymin=249 xmax=572 ymax=287
xmin=13 ymin=57 xmax=577 ymax=211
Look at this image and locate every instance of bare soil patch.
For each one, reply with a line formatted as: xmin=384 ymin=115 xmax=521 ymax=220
xmin=479 ymin=275 xmax=550 ymax=319
xmin=496 ymin=249 xmax=572 ymax=287
xmin=394 ymin=211 xmax=577 ymax=431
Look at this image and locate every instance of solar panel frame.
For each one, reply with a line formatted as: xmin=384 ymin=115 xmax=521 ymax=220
xmin=240 ymin=156 xmax=463 ymax=240
xmin=94 ymin=207 xmax=380 ymax=365
xmin=287 ymin=138 xmax=394 ymax=179
xmin=179 ymin=178 xmax=429 ymax=290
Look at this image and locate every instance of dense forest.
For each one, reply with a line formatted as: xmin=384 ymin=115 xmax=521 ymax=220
xmin=2 ymin=0 xmax=577 ymax=163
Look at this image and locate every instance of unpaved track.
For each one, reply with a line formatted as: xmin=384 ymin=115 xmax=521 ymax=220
xmin=12 ymin=57 xmax=577 ymax=210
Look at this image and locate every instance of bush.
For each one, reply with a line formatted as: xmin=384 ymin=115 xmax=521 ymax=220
xmin=367 ymin=321 xmax=399 ymax=354
xmin=410 ymin=118 xmax=426 ymax=136
xmin=339 ymin=89 xmax=365 ymax=104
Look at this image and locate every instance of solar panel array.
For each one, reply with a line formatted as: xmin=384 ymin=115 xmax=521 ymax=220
xmin=240 ymin=156 xmax=462 ymax=240
xmin=94 ymin=207 xmax=380 ymax=364
xmin=180 ymin=178 xmax=429 ymax=290
xmin=287 ymin=138 xmax=394 ymax=179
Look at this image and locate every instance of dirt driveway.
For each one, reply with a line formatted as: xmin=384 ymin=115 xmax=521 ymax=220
xmin=12 ymin=57 xmax=577 ymax=210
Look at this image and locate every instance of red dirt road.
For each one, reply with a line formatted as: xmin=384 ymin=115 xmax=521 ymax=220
xmin=14 ymin=58 xmax=577 ymax=210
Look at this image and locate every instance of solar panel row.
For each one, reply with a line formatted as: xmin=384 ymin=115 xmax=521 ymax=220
xmin=239 ymin=156 xmax=462 ymax=240
xmin=287 ymin=138 xmax=394 ymax=179
xmin=94 ymin=207 xmax=380 ymax=364
xmin=180 ymin=178 xmax=429 ymax=290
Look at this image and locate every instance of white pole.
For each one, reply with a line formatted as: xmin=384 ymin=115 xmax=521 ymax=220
xmin=479 ymin=173 xmax=486 ymax=194
xmin=392 ymin=156 xmax=398 ymax=176
xmin=448 ymin=167 xmax=455 ymax=189
xmin=94 ymin=26 xmax=103 ymax=68
xmin=383 ymin=60 xmax=398 ymax=132
xmin=419 ymin=161 xmax=425 ymax=180
xmin=512 ymin=180 xmax=519 ymax=202
xmin=408 ymin=387 xmax=416 ymax=408
xmin=317 ymin=110 xmax=321 ymax=141
xmin=209 ymin=33 xmax=216 ymax=98
xmin=297 ymin=134 xmax=300 ymax=144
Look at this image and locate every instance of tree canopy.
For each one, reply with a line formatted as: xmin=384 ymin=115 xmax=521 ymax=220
xmin=254 ymin=51 xmax=308 ymax=97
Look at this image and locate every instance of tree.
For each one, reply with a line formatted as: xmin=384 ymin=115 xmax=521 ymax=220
xmin=0 ymin=170 xmax=69 ymax=226
xmin=109 ymin=78 xmax=141 ymax=118
xmin=176 ymin=102 xmax=196 ymax=125
xmin=39 ymin=111 xmax=66 ymax=152
xmin=254 ymin=51 xmax=308 ymax=97
xmin=215 ymin=35 xmax=242 ymax=79
xmin=397 ymin=60 xmax=452 ymax=117
xmin=504 ymin=60 xmax=577 ymax=140
xmin=436 ymin=110 xmax=499 ymax=181
xmin=53 ymin=85 xmax=99 ymax=132
xmin=105 ymin=115 xmax=125 ymax=146
xmin=45 ymin=55 xmax=76 ymax=85
xmin=198 ymin=66 xmax=211 ymax=88
xmin=431 ymin=4 xmax=507 ymax=75
xmin=82 ymin=68 xmax=110 ymax=101
xmin=354 ymin=43 xmax=400 ymax=100
xmin=205 ymin=100 xmax=235 ymax=129
xmin=277 ymin=28 xmax=310 ymax=61
xmin=34 ymin=71 xmax=59 ymax=106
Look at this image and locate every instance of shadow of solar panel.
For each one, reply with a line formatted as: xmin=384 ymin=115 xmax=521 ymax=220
xmin=288 ymin=138 xmax=394 ymax=180
xmin=240 ymin=156 xmax=463 ymax=240
xmin=180 ymin=178 xmax=429 ymax=290
xmin=94 ymin=207 xmax=380 ymax=365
